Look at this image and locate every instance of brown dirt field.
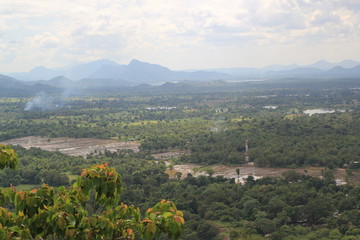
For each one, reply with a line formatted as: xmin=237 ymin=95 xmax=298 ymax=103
xmin=3 ymin=136 xmax=358 ymax=185
xmin=0 ymin=136 xmax=140 ymax=157
xmin=167 ymin=163 xmax=350 ymax=185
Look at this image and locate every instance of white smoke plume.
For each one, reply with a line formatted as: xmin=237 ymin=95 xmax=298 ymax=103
xmin=24 ymin=92 xmax=59 ymax=111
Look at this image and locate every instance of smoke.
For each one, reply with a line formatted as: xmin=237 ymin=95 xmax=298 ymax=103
xmin=24 ymin=92 xmax=61 ymax=111
xmin=24 ymin=77 xmax=78 ymax=111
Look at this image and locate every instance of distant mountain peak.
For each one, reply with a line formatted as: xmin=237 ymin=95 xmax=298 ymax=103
xmin=308 ymin=59 xmax=360 ymax=70
xmin=128 ymin=59 xmax=171 ymax=73
xmin=338 ymin=60 xmax=360 ymax=69
xmin=128 ymin=59 xmax=150 ymax=66
xmin=129 ymin=59 xmax=142 ymax=64
xmin=4 ymin=58 xmax=360 ymax=82
xmin=49 ymin=75 xmax=71 ymax=81
xmin=329 ymin=66 xmax=346 ymax=71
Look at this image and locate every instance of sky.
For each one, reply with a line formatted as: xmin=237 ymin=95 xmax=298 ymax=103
xmin=1 ymin=0 xmax=360 ymax=72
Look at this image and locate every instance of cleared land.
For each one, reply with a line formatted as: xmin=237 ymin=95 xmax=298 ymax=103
xmin=0 ymin=136 xmax=140 ymax=157
xmin=1 ymin=138 xmax=355 ymax=185
xmin=167 ymin=164 xmax=349 ymax=185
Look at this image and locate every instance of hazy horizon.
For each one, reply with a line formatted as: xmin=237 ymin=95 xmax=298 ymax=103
xmin=1 ymin=0 xmax=360 ymax=72
xmin=4 ymin=58 xmax=360 ymax=75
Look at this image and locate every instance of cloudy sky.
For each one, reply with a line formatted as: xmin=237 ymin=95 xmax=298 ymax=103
xmin=1 ymin=0 xmax=360 ymax=72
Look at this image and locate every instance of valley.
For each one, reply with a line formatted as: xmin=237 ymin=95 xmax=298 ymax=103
xmin=2 ymin=1 xmax=360 ymax=239
xmin=1 ymin=81 xmax=360 ymax=240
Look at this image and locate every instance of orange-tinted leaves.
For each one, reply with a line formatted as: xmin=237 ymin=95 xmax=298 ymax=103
xmin=174 ymin=216 xmax=185 ymax=224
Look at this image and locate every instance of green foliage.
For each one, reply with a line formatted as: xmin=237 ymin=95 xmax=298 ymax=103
xmin=1 ymin=88 xmax=360 ymax=169
xmin=40 ymin=170 xmax=69 ymax=186
xmin=1 ymin=85 xmax=360 ymax=239
xmin=0 ymin=161 xmax=185 ymax=239
xmin=196 ymin=220 xmax=219 ymax=240
xmin=255 ymin=218 xmax=276 ymax=235
xmin=142 ymin=200 xmax=184 ymax=239
xmin=75 ymin=163 xmax=123 ymax=207
xmin=0 ymin=144 xmax=18 ymax=170
xmin=181 ymin=112 xmax=360 ymax=167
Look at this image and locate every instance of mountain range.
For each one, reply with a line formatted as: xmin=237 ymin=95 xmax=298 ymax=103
xmin=4 ymin=59 xmax=360 ymax=84
xmin=7 ymin=59 xmax=230 ymax=83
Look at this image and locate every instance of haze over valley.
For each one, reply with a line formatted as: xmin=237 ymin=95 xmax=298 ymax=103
xmin=1 ymin=1 xmax=360 ymax=239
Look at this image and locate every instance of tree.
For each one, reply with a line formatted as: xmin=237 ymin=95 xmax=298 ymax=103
xmin=230 ymin=230 xmax=239 ymax=240
xmin=255 ymin=218 xmax=276 ymax=235
xmin=236 ymin=168 xmax=240 ymax=183
xmin=39 ymin=170 xmax=70 ymax=186
xmin=207 ymin=168 xmax=215 ymax=177
xmin=174 ymin=171 xmax=182 ymax=180
xmin=0 ymin=144 xmax=18 ymax=170
xmin=322 ymin=168 xmax=336 ymax=184
xmin=282 ymin=170 xmax=302 ymax=182
xmin=196 ymin=220 xmax=219 ymax=240
xmin=0 ymin=146 xmax=185 ymax=239
xmin=303 ymin=197 xmax=333 ymax=224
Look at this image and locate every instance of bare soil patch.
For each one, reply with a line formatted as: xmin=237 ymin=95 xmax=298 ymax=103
xmin=168 ymin=164 xmax=349 ymax=184
xmin=0 ymin=136 xmax=140 ymax=157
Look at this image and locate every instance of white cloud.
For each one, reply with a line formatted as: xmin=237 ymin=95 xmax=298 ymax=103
xmin=0 ymin=0 xmax=359 ymax=71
